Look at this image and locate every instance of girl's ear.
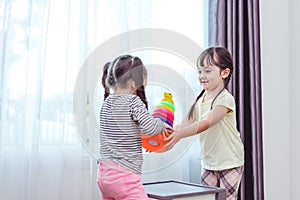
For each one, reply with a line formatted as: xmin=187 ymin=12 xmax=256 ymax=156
xmin=221 ymin=68 xmax=230 ymax=78
xmin=143 ymin=77 xmax=147 ymax=87
xmin=130 ymin=79 xmax=137 ymax=90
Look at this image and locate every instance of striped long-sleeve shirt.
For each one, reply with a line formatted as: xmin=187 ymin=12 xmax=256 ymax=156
xmin=99 ymin=93 xmax=164 ymax=174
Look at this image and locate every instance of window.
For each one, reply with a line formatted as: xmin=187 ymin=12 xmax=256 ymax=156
xmin=1 ymin=0 xmax=208 ymax=185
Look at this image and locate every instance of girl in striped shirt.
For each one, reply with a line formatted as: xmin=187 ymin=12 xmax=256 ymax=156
xmin=97 ymin=55 xmax=172 ymax=200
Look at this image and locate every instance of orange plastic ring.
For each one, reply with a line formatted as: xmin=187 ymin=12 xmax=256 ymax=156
xmin=141 ymin=133 xmax=167 ymax=153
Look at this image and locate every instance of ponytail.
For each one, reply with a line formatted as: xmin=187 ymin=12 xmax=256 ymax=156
xmin=188 ymin=89 xmax=205 ymax=120
xmin=102 ymin=62 xmax=111 ymax=100
xmin=210 ymin=88 xmax=225 ymax=110
xmin=136 ymin=85 xmax=148 ymax=110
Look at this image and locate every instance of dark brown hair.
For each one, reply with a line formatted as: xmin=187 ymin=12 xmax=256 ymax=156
xmin=102 ymin=55 xmax=148 ymax=109
xmin=102 ymin=62 xmax=111 ymax=99
xmin=188 ymin=47 xmax=233 ymax=119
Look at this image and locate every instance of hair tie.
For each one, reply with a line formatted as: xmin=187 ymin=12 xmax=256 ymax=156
xmin=106 ymin=56 xmax=123 ymax=87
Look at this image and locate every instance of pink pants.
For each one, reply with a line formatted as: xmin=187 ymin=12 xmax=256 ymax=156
xmin=97 ymin=160 xmax=149 ymax=200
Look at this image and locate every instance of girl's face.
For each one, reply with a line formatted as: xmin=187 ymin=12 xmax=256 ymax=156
xmin=198 ymin=64 xmax=226 ymax=92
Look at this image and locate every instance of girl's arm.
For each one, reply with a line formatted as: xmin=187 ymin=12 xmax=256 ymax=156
xmin=164 ymin=105 xmax=229 ymax=149
xmin=131 ymin=95 xmax=173 ymax=136
xmin=174 ymin=104 xmax=198 ymax=129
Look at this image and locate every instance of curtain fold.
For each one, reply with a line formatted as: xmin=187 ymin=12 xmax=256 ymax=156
xmin=208 ymin=0 xmax=264 ymax=200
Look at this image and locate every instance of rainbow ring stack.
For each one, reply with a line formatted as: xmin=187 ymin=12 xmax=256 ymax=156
xmin=142 ymin=92 xmax=175 ymax=153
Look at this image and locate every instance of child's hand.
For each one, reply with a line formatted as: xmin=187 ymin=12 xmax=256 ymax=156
xmin=162 ymin=123 xmax=174 ymax=138
xmin=163 ymin=128 xmax=180 ymax=150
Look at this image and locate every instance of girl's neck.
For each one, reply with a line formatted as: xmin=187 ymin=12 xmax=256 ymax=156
xmin=204 ymin=85 xmax=225 ymax=101
xmin=113 ymin=80 xmax=137 ymax=95
xmin=114 ymin=86 xmax=136 ymax=95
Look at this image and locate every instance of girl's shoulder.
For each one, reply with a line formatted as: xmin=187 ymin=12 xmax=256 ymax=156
xmin=105 ymin=93 xmax=138 ymax=105
xmin=113 ymin=93 xmax=143 ymax=104
xmin=106 ymin=94 xmax=144 ymax=109
xmin=220 ymin=89 xmax=234 ymax=98
xmin=214 ymin=89 xmax=236 ymax=107
xmin=107 ymin=93 xmax=135 ymax=99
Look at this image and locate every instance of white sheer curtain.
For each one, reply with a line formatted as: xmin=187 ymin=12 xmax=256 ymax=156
xmin=0 ymin=0 xmax=207 ymax=199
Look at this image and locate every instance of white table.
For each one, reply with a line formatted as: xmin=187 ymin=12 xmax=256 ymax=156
xmin=144 ymin=180 xmax=227 ymax=200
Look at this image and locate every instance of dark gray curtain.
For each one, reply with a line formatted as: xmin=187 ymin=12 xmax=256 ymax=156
xmin=208 ymin=0 xmax=264 ymax=200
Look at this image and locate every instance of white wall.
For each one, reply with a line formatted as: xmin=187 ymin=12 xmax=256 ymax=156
xmin=289 ymin=0 xmax=300 ymax=199
xmin=260 ymin=0 xmax=300 ymax=199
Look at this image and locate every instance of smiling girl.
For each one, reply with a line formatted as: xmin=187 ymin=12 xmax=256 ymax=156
xmin=165 ymin=47 xmax=244 ymax=200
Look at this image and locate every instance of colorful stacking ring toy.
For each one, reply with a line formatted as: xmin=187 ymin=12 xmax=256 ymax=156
xmin=142 ymin=92 xmax=175 ymax=153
